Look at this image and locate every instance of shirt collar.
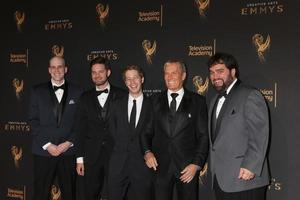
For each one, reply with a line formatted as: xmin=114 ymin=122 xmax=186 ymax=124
xmin=129 ymin=93 xmax=143 ymax=102
xmin=51 ymin=79 xmax=65 ymax=87
xmin=167 ymin=87 xmax=184 ymax=98
xmin=96 ymin=82 xmax=110 ymax=92
xmin=226 ymin=78 xmax=237 ymax=95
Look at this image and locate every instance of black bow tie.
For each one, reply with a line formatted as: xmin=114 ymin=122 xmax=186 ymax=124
xmin=53 ymin=84 xmax=65 ymax=91
xmin=218 ymin=90 xmax=227 ymax=98
xmin=96 ymin=89 xmax=108 ymax=96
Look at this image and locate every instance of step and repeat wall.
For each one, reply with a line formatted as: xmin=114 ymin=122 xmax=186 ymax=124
xmin=1 ymin=0 xmax=299 ymax=199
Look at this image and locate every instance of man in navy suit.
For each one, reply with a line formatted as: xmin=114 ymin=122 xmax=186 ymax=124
xmin=28 ymin=56 xmax=82 ymax=200
xmin=108 ymin=65 xmax=154 ymax=200
xmin=75 ymin=57 xmax=126 ymax=200
xmin=141 ymin=59 xmax=208 ymax=200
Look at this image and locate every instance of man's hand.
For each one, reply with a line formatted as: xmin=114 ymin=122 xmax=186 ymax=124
xmin=238 ymin=168 xmax=255 ymax=180
xmin=144 ymin=152 xmax=158 ymax=171
xmin=76 ymin=163 xmax=85 ymax=176
xmin=57 ymin=141 xmax=72 ymax=154
xmin=47 ymin=144 xmax=60 ymax=156
xmin=180 ymin=164 xmax=200 ymax=183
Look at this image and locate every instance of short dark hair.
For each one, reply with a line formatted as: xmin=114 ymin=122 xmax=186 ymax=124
xmin=207 ymin=52 xmax=239 ymax=78
xmin=122 ymin=65 xmax=144 ymax=80
xmin=90 ymin=56 xmax=110 ymax=70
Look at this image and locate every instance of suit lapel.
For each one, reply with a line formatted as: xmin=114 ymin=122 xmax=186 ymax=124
xmin=214 ymin=80 xmax=241 ymax=143
xmin=171 ymin=91 xmax=190 ymax=137
xmin=92 ymin=89 xmax=103 ymax=121
xmin=48 ymin=82 xmax=57 ymax=118
xmin=160 ymin=92 xmax=173 ymax=136
xmin=134 ymin=97 xmax=148 ymax=136
xmin=208 ymin=95 xmax=218 ymax=144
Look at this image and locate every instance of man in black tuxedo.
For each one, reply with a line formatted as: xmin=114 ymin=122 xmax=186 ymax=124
xmin=108 ymin=65 xmax=153 ymax=200
xmin=28 ymin=56 xmax=82 ymax=200
xmin=141 ymin=60 xmax=209 ymax=200
xmin=75 ymin=57 xmax=126 ymax=200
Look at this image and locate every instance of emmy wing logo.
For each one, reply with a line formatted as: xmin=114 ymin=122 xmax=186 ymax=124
xmin=12 ymin=78 xmax=24 ymax=100
xmin=11 ymin=146 xmax=22 ymax=168
xmin=195 ymin=0 xmax=210 ymax=18
xmin=252 ymin=34 xmax=271 ymax=62
xmin=199 ymin=162 xmax=208 ymax=185
xmin=51 ymin=185 xmax=61 ymax=200
xmin=193 ymin=76 xmax=209 ymax=95
xmin=14 ymin=11 xmax=25 ymax=32
xmin=142 ymin=39 xmax=157 ymax=65
xmin=96 ymin=3 xmax=109 ymax=27
xmin=52 ymin=45 xmax=64 ymax=57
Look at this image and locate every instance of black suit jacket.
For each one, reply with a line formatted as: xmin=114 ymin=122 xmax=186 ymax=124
xmin=75 ymin=85 xmax=126 ymax=164
xmin=141 ymin=89 xmax=209 ymax=175
xmin=108 ymin=95 xmax=153 ymax=176
xmin=28 ymin=81 xmax=83 ymax=156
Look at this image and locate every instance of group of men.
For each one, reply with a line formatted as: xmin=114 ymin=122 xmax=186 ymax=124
xmin=28 ymin=52 xmax=270 ymax=200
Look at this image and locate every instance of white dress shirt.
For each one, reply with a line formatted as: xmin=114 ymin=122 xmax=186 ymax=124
xmin=96 ymin=83 xmax=110 ymax=107
xmin=42 ymin=79 xmax=65 ymax=150
xmin=128 ymin=94 xmax=143 ymax=127
xmin=216 ymin=78 xmax=237 ymax=118
xmin=167 ymin=88 xmax=184 ymax=111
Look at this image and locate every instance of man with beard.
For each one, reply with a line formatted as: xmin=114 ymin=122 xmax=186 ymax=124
xmin=75 ymin=57 xmax=126 ymax=200
xmin=207 ymin=52 xmax=270 ymax=200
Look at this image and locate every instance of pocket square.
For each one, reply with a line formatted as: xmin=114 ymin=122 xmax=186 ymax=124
xmin=188 ymin=113 xmax=192 ymax=118
xmin=69 ymin=99 xmax=75 ymax=104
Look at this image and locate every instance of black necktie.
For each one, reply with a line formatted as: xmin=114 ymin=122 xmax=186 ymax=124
xmin=129 ymin=99 xmax=136 ymax=129
xmin=96 ymin=88 xmax=108 ymax=96
xmin=170 ymin=93 xmax=178 ymax=116
xmin=53 ymin=84 xmax=65 ymax=91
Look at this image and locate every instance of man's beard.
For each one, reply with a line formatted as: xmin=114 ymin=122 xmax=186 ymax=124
xmin=213 ymin=77 xmax=234 ymax=93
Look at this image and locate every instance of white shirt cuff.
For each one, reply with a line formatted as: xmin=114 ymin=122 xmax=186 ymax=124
xmin=42 ymin=142 xmax=52 ymax=150
xmin=77 ymin=157 xmax=84 ymax=163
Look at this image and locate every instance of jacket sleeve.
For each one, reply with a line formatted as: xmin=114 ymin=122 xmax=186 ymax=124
xmin=241 ymin=90 xmax=269 ymax=176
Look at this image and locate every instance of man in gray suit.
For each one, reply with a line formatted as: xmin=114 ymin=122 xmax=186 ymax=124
xmin=207 ymin=52 xmax=270 ymax=200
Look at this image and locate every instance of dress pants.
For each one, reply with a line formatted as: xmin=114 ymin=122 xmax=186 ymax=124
xmin=33 ymin=155 xmax=76 ymax=200
xmin=213 ymin=176 xmax=267 ymax=200
xmin=154 ymin=162 xmax=199 ymax=200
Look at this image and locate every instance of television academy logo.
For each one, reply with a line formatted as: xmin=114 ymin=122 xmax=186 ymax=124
xmin=14 ymin=10 xmax=25 ymax=32
xmin=52 ymin=45 xmax=64 ymax=57
xmin=142 ymin=39 xmax=157 ymax=65
xmin=51 ymin=185 xmax=61 ymax=200
xmin=252 ymin=34 xmax=271 ymax=62
xmin=260 ymin=83 xmax=277 ymax=108
xmin=137 ymin=5 xmax=163 ymax=27
xmin=10 ymin=49 xmax=29 ymax=67
xmin=12 ymin=78 xmax=24 ymax=100
xmin=96 ymin=3 xmax=109 ymax=28
xmin=195 ymin=0 xmax=210 ymax=18
xmin=7 ymin=187 xmax=26 ymax=199
xmin=193 ymin=76 xmax=209 ymax=95
xmin=188 ymin=39 xmax=216 ymax=57
xmin=11 ymin=146 xmax=22 ymax=168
